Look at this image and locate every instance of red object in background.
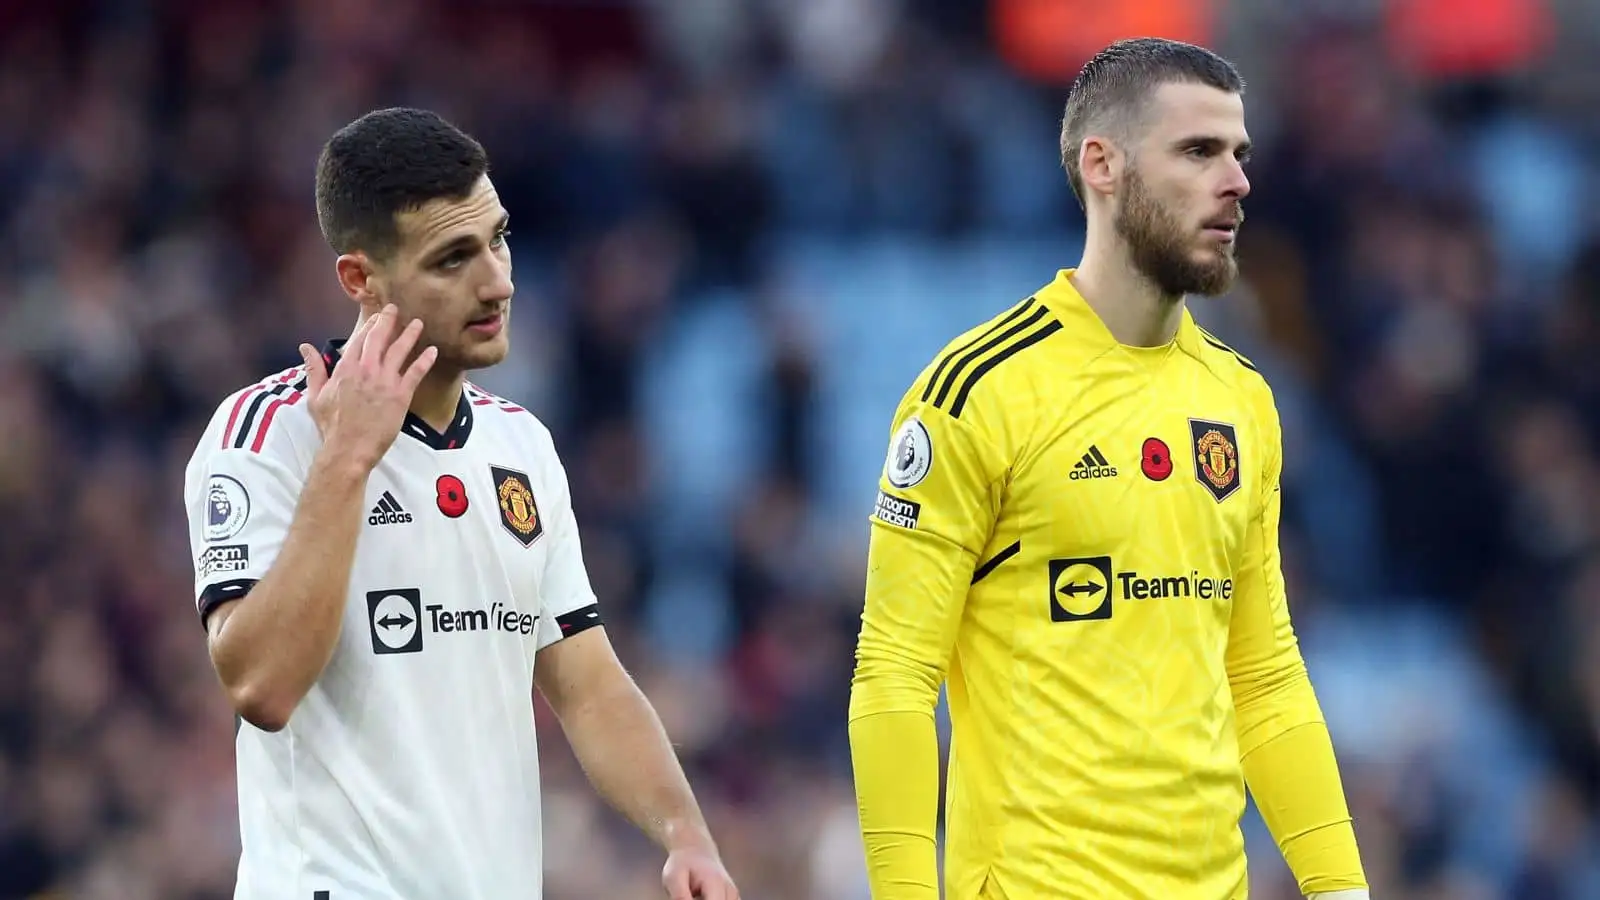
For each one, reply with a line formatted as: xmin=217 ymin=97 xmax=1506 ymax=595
xmin=991 ymin=0 xmax=1215 ymax=84
xmin=1386 ymin=0 xmax=1551 ymax=78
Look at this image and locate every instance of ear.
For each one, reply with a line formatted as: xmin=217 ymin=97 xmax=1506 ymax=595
xmin=1078 ymin=134 xmax=1123 ymax=200
xmin=334 ymin=252 xmax=381 ymax=306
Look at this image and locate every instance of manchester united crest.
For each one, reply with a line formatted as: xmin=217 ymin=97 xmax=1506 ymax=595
xmin=491 ymin=465 xmax=543 ymax=547
xmin=1189 ymin=419 xmax=1241 ymax=502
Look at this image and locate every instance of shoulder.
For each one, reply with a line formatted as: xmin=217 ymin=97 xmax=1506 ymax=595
xmin=1191 ymin=324 xmax=1280 ymax=436
xmin=1193 ymin=324 xmax=1270 ymax=396
xmin=464 ymin=382 xmax=562 ymax=462
xmin=191 ymin=364 xmax=315 ymax=466
xmin=906 ymin=294 xmax=1066 ymax=424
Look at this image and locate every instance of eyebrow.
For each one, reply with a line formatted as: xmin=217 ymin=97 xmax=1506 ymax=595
xmin=425 ymin=212 xmax=511 ymax=261
xmin=1176 ymin=135 xmax=1253 ymax=157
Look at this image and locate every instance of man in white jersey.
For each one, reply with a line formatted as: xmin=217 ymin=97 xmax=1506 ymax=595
xmin=183 ymin=107 xmax=739 ymax=900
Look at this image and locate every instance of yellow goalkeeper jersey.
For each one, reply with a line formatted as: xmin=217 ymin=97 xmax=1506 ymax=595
xmin=850 ymin=270 xmax=1364 ymax=899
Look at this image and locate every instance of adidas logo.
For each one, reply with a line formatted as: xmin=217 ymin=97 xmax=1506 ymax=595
xmin=1070 ymin=446 xmax=1118 ymax=480
xmin=368 ymin=491 xmax=413 ymax=526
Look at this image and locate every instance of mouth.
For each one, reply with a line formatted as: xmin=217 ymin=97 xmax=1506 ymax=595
xmin=1201 ymin=214 xmax=1241 ymax=243
xmin=466 ymin=312 xmax=504 ymax=335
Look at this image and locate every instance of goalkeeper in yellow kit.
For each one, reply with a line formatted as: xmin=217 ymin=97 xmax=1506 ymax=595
xmin=849 ymin=38 xmax=1370 ymax=900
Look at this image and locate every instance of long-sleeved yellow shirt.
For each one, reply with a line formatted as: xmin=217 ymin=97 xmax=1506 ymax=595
xmin=849 ymin=270 xmax=1367 ymax=899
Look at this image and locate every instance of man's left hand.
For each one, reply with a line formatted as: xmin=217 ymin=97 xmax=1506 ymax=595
xmin=662 ymin=846 xmax=739 ymax=900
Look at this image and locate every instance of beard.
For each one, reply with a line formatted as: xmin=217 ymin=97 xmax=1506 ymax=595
xmin=1114 ymin=168 xmax=1239 ymax=298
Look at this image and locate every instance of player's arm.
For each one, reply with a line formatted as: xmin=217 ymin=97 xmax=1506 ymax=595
xmin=530 ymin=456 xmax=733 ymax=899
xmin=535 ymin=629 xmax=717 ymax=855
xmin=1225 ymin=391 xmax=1368 ymax=898
xmin=198 ymin=444 xmax=368 ymax=732
xmin=850 ymin=392 xmax=1006 ymax=900
xmin=198 ymin=310 xmax=433 ymax=732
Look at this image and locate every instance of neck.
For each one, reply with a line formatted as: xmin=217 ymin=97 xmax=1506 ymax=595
xmin=410 ymin=366 xmax=466 ymax=433
xmin=1071 ymin=223 xmax=1186 ymax=348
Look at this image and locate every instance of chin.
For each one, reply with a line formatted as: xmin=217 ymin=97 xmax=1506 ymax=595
xmin=451 ymin=338 xmax=510 ymax=372
xmin=1169 ymin=260 xmax=1237 ymax=298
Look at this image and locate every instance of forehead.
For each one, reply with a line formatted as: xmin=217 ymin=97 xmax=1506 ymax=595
xmin=1140 ymin=82 xmax=1248 ymax=144
xmin=395 ymin=176 xmax=504 ymax=251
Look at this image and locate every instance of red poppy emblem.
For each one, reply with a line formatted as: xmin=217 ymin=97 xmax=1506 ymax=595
xmin=1141 ymin=437 xmax=1173 ymax=482
xmin=436 ymin=475 xmax=469 ymax=518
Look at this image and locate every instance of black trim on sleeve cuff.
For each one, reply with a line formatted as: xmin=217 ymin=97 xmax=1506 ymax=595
xmin=198 ymin=578 xmax=258 ymax=628
xmin=554 ymin=603 xmax=604 ymax=641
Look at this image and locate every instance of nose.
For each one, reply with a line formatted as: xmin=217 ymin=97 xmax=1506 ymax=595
xmin=1221 ymin=158 xmax=1251 ymax=200
xmin=478 ymin=252 xmax=514 ymax=304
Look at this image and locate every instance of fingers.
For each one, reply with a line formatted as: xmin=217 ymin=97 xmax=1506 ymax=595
xmin=662 ymin=864 xmax=693 ymax=900
xmin=399 ymin=345 xmax=439 ymax=395
xmin=674 ymin=865 xmax=734 ymax=900
xmin=344 ymin=306 xmax=383 ymax=364
xmin=384 ymin=318 xmax=425 ymax=374
xmin=360 ymin=304 xmax=400 ymax=369
xmin=299 ymin=344 xmax=327 ymax=397
xmin=665 ymin=881 xmax=693 ymax=900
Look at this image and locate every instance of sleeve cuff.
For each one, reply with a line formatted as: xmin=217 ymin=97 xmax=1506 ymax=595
xmin=197 ymin=578 xmax=257 ymax=628
xmin=552 ymin=602 xmax=603 ymax=641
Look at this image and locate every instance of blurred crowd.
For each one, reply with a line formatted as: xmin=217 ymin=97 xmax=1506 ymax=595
xmin=5 ymin=1 xmax=1600 ymax=898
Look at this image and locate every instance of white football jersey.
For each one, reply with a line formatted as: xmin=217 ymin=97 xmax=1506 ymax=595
xmin=183 ymin=340 xmax=603 ymax=900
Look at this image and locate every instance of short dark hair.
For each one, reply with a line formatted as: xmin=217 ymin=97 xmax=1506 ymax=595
xmin=1060 ymin=38 xmax=1244 ymax=207
xmin=315 ymin=108 xmax=489 ymax=259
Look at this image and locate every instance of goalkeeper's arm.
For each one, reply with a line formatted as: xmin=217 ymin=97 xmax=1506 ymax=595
xmin=1227 ymin=392 xmax=1368 ymax=897
xmin=850 ymin=399 xmax=1005 ymax=899
xmin=850 ymin=518 xmax=978 ymax=900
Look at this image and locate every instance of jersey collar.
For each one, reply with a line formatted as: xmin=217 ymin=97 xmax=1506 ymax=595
xmin=1046 ymin=268 xmax=1206 ymax=361
xmin=319 ymin=338 xmax=475 ymax=451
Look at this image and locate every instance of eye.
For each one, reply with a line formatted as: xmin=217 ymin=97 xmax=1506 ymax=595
xmin=491 ymin=228 xmax=510 ymax=249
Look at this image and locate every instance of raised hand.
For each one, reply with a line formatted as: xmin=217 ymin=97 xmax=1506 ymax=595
xmin=299 ymin=304 xmax=437 ymax=471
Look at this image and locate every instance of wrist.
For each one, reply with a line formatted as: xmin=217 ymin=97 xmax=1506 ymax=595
xmin=314 ymin=438 xmax=380 ymax=480
xmin=660 ymin=816 xmax=717 ymax=856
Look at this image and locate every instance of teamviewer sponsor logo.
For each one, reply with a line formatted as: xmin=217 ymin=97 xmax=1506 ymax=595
xmin=1047 ymin=557 xmax=1234 ymax=623
xmin=1048 ymin=556 xmax=1114 ymax=622
xmin=368 ymin=589 xmax=540 ymax=655
xmin=368 ymin=588 xmax=423 ymax=654
xmin=368 ymin=491 xmax=412 ymax=526
xmin=426 ymin=600 xmax=538 ymax=636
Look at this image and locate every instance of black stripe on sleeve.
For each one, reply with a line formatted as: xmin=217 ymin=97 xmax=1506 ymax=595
xmin=554 ymin=603 xmax=604 ymax=640
xmin=1197 ymin=328 xmax=1259 ymax=373
xmin=920 ymin=297 xmax=1037 ymax=403
xmin=198 ymin=578 xmax=257 ymax=628
xmin=948 ymin=319 xmax=1063 ymax=418
xmin=232 ymin=384 xmax=288 ymax=449
xmin=931 ymin=306 xmax=1052 ymax=410
xmin=971 ymin=541 xmax=1021 ymax=584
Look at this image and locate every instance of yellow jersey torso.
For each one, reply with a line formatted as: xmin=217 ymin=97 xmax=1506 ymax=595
xmin=879 ymin=271 xmax=1275 ymax=900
